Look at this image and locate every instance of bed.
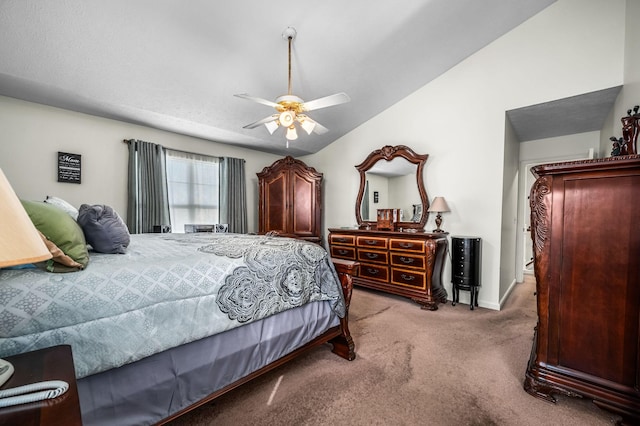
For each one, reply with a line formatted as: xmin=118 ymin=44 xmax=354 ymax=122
xmin=0 ymin=232 xmax=357 ymax=425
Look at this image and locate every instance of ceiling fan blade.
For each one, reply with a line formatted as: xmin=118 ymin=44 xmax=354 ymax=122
xmin=234 ymin=93 xmax=279 ymax=108
xmin=311 ymin=121 xmax=329 ymax=135
xmin=243 ymin=115 xmax=278 ymax=129
xmin=302 ymin=92 xmax=350 ymax=111
xmin=298 ymin=116 xmax=329 ymax=135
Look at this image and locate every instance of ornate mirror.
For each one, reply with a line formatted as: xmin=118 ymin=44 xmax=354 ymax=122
xmin=355 ymin=145 xmax=429 ymax=231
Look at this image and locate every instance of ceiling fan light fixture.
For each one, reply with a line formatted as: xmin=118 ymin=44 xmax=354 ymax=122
xmin=299 ymin=117 xmax=316 ymax=135
xmin=286 ymin=126 xmax=298 ymax=141
xmin=279 ymin=110 xmax=296 ymax=127
xmin=264 ymin=120 xmax=279 ymax=135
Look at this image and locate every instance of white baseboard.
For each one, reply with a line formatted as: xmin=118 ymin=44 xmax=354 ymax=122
xmin=499 ymin=278 xmax=518 ymax=310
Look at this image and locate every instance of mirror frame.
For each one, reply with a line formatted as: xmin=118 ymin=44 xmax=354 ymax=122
xmin=355 ymin=145 xmax=429 ymax=231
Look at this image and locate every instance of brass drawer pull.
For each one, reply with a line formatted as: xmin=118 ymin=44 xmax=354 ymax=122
xmin=399 ymin=242 xmax=414 ymax=248
xmin=367 ymin=268 xmax=379 ymax=275
xmin=366 ymin=253 xmax=379 ymax=259
xmin=401 ymin=274 xmax=415 ymax=281
xmin=399 ymin=257 xmax=415 ymax=264
xmin=365 ymin=240 xmax=377 ymax=245
xmin=338 ymin=249 xmax=349 ymax=255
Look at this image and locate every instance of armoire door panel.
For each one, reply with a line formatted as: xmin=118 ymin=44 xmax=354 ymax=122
xmin=292 ymin=172 xmax=314 ymax=235
xmin=558 ymin=176 xmax=640 ymax=385
xmin=264 ymin=173 xmax=287 ymax=233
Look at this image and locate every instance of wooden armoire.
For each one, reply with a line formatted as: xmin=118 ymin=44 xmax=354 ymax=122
xmin=524 ymin=155 xmax=640 ymax=423
xmin=257 ymin=156 xmax=322 ymax=244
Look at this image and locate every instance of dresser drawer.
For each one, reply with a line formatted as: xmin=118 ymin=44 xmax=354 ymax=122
xmin=359 ymin=263 xmax=389 ymax=282
xmin=330 ymin=234 xmax=356 ymax=246
xmin=390 ymin=253 xmax=425 ymax=269
xmin=389 ymin=238 xmax=425 ymax=253
xmin=330 ymin=245 xmax=356 ymax=260
xmin=358 ymin=249 xmax=388 ymax=265
xmin=357 ymin=236 xmax=388 ymax=249
xmin=391 ymin=267 xmax=426 ymax=290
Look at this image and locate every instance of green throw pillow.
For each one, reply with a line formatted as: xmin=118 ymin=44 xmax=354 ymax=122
xmin=21 ymin=200 xmax=90 ymax=270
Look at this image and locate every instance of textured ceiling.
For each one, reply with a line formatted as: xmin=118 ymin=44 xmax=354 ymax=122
xmin=507 ymin=86 xmax=622 ymax=142
xmin=0 ymin=1 xmax=559 ymax=156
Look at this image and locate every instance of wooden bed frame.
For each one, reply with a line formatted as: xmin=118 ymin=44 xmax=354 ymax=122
xmin=158 ymin=258 xmax=359 ymax=425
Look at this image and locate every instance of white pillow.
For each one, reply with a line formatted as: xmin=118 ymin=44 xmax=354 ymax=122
xmin=44 ymin=195 xmax=79 ymax=220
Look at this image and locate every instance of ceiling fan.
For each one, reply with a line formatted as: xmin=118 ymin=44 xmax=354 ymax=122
xmin=235 ymin=27 xmax=350 ymax=145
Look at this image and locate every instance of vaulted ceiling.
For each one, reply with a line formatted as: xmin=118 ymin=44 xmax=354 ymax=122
xmin=0 ymin=1 xmax=564 ymax=156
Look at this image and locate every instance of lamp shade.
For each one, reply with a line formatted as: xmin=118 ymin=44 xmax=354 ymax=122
xmin=428 ymin=197 xmax=450 ymax=213
xmin=0 ymin=168 xmax=52 ymax=268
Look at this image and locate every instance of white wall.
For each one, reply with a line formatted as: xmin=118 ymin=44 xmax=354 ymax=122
xmin=308 ymin=0 xmax=626 ymax=310
xmin=605 ymin=0 xmax=640 ymax=154
xmin=520 ymin=131 xmax=601 ymax=162
xmin=0 ymin=96 xmax=281 ymax=233
xmin=499 ymin=116 xmax=520 ymax=306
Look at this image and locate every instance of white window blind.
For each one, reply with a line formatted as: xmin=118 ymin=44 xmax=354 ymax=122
xmin=165 ymin=149 xmax=219 ymax=233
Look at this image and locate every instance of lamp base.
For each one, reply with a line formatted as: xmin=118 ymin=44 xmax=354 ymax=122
xmin=432 ymin=213 xmax=445 ymax=233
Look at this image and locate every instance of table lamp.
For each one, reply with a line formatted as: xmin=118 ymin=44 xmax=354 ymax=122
xmin=0 ymin=168 xmax=52 ymax=268
xmin=428 ymin=197 xmax=450 ymax=233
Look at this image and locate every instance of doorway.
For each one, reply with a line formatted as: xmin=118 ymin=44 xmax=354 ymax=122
xmin=516 ymin=151 xmax=594 ymax=283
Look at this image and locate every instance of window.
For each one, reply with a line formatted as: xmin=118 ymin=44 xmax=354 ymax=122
xmin=165 ymin=149 xmax=219 ymax=233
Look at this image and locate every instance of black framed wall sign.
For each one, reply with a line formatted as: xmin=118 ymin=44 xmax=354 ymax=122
xmin=57 ymin=152 xmax=81 ymax=184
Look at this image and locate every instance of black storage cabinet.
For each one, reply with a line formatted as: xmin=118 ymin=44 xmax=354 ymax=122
xmin=451 ymin=236 xmax=482 ymax=310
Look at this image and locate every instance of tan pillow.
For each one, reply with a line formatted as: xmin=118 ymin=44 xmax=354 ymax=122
xmin=37 ymin=231 xmax=84 ymax=272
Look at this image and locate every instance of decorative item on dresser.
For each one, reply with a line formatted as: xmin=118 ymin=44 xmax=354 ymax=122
xmin=376 ymin=208 xmax=401 ymax=231
xmin=450 ymin=236 xmax=482 ymax=310
xmin=609 ymin=105 xmax=638 ymax=156
xmin=257 ymin=156 xmax=323 ymax=244
xmin=524 ymin=155 xmax=640 ymax=424
xmin=329 ymin=228 xmax=448 ymax=310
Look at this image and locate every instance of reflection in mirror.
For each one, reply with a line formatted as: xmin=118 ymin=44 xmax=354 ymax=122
xmin=355 ymin=145 xmax=429 ymax=230
xmin=360 ymin=157 xmax=420 ymax=222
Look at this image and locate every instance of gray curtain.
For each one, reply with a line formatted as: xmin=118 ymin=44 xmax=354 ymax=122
xmin=219 ymin=157 xmax=248 ymax=233
xmin=126 ymin=139 xmax=170 ymax=234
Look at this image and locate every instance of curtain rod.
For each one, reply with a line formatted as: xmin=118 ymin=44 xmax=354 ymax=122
xmin=122 ymin=139 xmax=244 ymax=162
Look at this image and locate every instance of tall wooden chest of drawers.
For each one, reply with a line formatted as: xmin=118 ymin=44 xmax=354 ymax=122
xmin=328 ymin=228 xmax=448 ymax=310
xmin=524 ymin=156 xmax=640 ymax=423
xmin=451 ymin=236 xmax=481 ymax=310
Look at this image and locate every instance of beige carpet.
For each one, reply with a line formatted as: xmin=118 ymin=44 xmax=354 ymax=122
xmin=168 ymin=276 xmax=620 ymax=425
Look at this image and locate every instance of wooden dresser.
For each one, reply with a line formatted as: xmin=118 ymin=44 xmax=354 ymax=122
xmin=524 ymin=155 xmax=640 ymax=423
xmin=257 ymin=156 xmax=323 ymax=244
xmin=328 ymin=228 xmax=448 ymax=310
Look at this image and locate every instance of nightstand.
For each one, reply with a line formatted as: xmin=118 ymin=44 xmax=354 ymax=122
xmin=0 ymin=345 xmax=82 ymax=425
